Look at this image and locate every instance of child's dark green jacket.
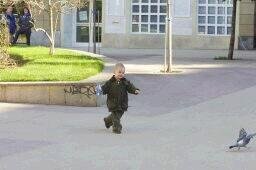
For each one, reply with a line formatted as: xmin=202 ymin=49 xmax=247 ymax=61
xmin=101 ymin=76 xmax=139 ymax=112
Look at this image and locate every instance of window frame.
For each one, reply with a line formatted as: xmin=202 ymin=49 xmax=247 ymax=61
xmin=197 ymin=0 xmax=233 ymax=36
xmin=131 ymin=0 xmax=167 ymax=34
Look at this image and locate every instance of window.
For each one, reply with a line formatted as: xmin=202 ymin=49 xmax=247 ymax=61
xmin=198 ymin=0 xmax=232 ymax=35
xmin=132 ymin=0 xmax=166 ymax=34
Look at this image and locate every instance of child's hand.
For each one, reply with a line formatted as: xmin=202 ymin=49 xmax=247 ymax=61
xmin=135 ymin=90 xmax=140 ymax=95
xmin=95 ymin=84 xmax=102 ymax=96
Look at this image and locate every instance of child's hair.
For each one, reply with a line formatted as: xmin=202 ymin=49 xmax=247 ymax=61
xmin=114 ymin=63 xmax=125 ymax=72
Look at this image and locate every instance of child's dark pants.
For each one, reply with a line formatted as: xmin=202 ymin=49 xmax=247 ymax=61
xmin=105 ymin=110 xmax=124 ymax=133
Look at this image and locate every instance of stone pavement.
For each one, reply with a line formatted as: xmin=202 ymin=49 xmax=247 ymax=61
xmin=0 ymin=49 xmax=256 ymax=170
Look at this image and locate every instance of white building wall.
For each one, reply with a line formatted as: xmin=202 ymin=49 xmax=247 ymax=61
xmin=61 ymin=0 xmax=234 ymax=49
xmin=173 ymin=0 xmax=192 ymax=35
xmin=105 ymin=0 xmax=126 ymax=34
xmin=61 ymin=9 xmax=74 ymax=47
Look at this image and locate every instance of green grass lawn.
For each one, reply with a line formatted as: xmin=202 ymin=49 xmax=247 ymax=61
xmin=0 ymin=46 xmax=104 ymax=82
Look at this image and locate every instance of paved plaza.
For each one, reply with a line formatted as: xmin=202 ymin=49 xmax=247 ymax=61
xmin=0 ymin=49 xmax=256 ymax=170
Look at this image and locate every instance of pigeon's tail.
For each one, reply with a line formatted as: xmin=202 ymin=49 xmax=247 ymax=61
xmin=229 ymin=145 xmax=237 ymax=149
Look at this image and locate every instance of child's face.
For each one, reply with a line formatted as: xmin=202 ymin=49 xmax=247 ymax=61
xmin=114 ymin=67 xmax=125 ymax=80
xmin=24 ymin=8 xmax=29 ymax=14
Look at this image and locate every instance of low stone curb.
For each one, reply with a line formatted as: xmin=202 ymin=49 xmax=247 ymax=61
xmin=0 ymin=82 xmax=100 ymax=107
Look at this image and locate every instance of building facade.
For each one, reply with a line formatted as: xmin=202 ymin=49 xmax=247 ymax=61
xmin=238 ymin=0 xmax=256 ymax=49
xmin=22 ymin=0 xmax=256 ymax=50
xmin=60 ymin=0 xmax=238 ymax=49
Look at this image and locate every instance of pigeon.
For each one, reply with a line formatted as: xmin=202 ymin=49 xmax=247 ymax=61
xmin=229 ymin=128 xmax=256 ymax=150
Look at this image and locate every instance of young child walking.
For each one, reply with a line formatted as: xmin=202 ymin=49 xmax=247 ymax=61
xmin=101 ymin=63 xmax=140 ymax=134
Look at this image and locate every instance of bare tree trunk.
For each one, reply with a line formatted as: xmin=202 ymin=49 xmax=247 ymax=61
xmin=49 ymin=2 xmax=55 ymax=55
xmin=0 ymin=21 xmax=16 ymax=68
xmin=228 ymin=0 xmax=237 ymax=60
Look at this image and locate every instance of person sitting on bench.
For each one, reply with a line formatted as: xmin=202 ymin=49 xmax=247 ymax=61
xmin=4 ymin=6 xmax=16 ymax=44
xmin=13 ymin=7 xmax=34 ymax=45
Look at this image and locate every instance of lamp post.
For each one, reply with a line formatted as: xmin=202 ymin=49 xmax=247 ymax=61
xmin=164 ymin=0 xmax=172 ymax=72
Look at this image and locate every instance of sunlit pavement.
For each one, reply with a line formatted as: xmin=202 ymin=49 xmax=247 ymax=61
xmin=0 ymin=49 xmax=256 ymax=170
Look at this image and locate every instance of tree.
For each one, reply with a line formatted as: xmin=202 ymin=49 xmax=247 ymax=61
xmin=224 ymin=0 xmax=256 ymax=60
xmin=0 ymin=18 xmax=16 ymax=68
xmin=254 ymin=0 xmax=256 ymax=48
xmin=227 ymin=0 xmax=237 ymax=60
xmin=0 ymin=0 xmax=17 ymax=68
xmin=14 ymin=0 xmax=89 ymax=55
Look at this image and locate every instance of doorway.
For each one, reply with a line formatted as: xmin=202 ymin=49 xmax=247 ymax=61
xmin=74 ymin=0 xmax=102 ymax=51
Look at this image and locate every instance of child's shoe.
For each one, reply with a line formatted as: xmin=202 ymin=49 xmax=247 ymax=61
xmin=104 ymin=118 xmax=112 ymax=129
xmin=112 ymin=125 xmax=122 ymax=134
xmin=112 ymin=129 xmax=121 ymax=134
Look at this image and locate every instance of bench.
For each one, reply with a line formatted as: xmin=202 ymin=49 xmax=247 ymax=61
xmin=16 ymin=33 xmax=27 ymax=44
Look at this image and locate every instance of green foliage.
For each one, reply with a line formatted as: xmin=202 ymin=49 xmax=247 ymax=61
xmin=0 ymin=46 xmax=104 ymax=81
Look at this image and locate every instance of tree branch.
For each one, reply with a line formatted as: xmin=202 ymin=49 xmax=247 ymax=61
xmin=33 ymin=27 xmax=53 ymax=44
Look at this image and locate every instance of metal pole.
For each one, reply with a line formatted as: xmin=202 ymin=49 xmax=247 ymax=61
xmin=92 ymin=0 xmax=96 ymax=54
xmin=165 ymin=0 xmax=172 ymax=72
xmin=88 ymin=9 xmax=91 ymax=52
xmin=164 ymin=16 xmax=168 ymax=72
xmin=97 ymin=10 xmax=100 ymax=54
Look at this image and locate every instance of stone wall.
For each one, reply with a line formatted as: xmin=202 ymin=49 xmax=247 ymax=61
xmin=0 ymin=82 xmax=100 ymax=107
